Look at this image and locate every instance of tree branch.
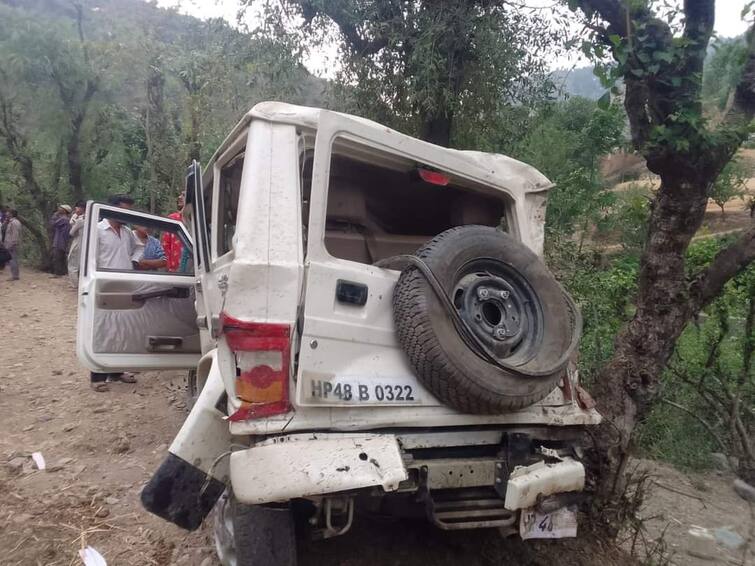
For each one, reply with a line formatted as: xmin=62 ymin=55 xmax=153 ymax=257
xmin=689 ymin=224 xmax=755 ymax=312
xmin=574 ymin=0 xmax=627 ymax=35
xmin=292 ymin=0 xmax=390 ymax=55
xmin=660 ymin=398 xmax=728 ymax=453
xmin=682 ymin=0 xmax=715 ymax=46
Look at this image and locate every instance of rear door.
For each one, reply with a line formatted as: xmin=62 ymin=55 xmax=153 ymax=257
xmin=296 ymin=112 xmax=441 ymax=409
xmin=76 ymin=203 xmax=201 ymax=371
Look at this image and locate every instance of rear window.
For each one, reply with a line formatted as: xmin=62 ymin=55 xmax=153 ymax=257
xmin=320 ymin=145 xmax=508 ymax=265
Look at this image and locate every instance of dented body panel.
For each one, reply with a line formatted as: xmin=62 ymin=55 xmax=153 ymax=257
xmin=504 ymin=459 xmax=586 ymax=511
xmin=169 ymin=350 xmax=231 ymax=482
xmin=230 ymin=434 xmax=407 ymax=504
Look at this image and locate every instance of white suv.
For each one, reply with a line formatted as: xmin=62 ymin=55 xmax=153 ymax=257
xmin=77 ymin=102 xmax=601 ymax=565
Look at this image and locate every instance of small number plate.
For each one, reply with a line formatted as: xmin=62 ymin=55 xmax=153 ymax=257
xmin=301 ymin=375 xmax=423 ymax=406
xmin=519 ymin=505 xmax=578 ymax=540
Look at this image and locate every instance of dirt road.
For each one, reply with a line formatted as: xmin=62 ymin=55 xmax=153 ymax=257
xmin=0 ymin=271 xmax=752 ymax=565
xmin=0 ymin=271 xmax=213 ymax=565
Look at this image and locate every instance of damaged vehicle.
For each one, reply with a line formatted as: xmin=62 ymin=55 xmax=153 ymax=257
xmin=76 ymin=102 xmax=601 ymax=565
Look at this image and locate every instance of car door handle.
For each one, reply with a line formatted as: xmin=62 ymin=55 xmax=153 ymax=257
xmin=148 ymin=336 xmax=184 ymax=351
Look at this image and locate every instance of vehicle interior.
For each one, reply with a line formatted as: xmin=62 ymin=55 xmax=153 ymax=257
xmin=301 ymin=146 xmax=511 ymax=264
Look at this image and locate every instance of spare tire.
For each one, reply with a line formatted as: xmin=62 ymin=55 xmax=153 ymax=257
xmin=392 ymin=225 xmax=579 ymax=414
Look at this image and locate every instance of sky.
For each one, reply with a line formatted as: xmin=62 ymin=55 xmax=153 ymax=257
xmin=155 ymin=0 xmax=752 ymax=77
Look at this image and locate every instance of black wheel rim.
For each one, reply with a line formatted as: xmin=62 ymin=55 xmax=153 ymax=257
xmin=452 ymin=258 xmax=544 ymax=366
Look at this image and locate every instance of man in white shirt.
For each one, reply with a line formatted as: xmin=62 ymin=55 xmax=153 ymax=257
xmin=91 ymin=194 xmax=140 ymax=391
xmin=97 ymin=214 xmax=141 ymax=270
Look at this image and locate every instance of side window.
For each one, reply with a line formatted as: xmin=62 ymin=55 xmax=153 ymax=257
xmin=300 ymin=148 xmax=314 ymax=251
xmin=217 ymin=150 xmax=244 ymax=256
xmin=94 ymin=208 xmax=193 ymax=276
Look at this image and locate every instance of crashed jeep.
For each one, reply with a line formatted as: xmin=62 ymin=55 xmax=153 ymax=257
xmin=76 ymin=102 xmax=601 ymax=565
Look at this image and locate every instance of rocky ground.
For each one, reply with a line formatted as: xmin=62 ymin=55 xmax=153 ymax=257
xmin=0 ymin=270 xmax=752 ymax=565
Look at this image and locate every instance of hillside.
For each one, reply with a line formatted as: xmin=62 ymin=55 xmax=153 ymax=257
xmin=0 ymin=0 xmax=325 ymax=263
xmin=552 ymin=66 xmax=606 ymax=100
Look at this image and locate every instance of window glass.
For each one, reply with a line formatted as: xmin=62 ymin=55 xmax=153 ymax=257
xmin=217 ymin=151 xmax=244 ymax=256
xmin=95 ymin=209 xmax=193 ymax=275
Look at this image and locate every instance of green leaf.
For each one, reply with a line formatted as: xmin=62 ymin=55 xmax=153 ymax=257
xmin=609 ymin=34 xmax=622 ymax=47
xmin=597 ymin=91 xmax=611 ymax=110
xmin=654 ymin=50 xmax=674 ymax=63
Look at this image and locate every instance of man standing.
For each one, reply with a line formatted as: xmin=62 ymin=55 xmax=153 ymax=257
xmin=2 ymin=209 xmax=22 ymax=281
xmin=50 ymin=204 xmax=72 ymax=276
xmin=162 ymin=192 xmax=185 ymax=272
xmin=91 ymin=194 xmax=140 ymax=391
xmin=68 ymin=201 xmax=86 ymax=287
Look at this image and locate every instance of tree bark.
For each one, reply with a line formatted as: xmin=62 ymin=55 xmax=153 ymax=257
xmin=17 ymin=214 xmax=52 ymax=270
xmin=589 ymin=178 xmax=709 ymax=506
xmin=420 ymin=112 xmax=453 ymax=147
xmin=66 ymin=81 xmax=97 ymax=203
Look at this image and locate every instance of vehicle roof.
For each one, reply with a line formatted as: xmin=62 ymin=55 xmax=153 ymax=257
xmin=205 ymin=101 xmax=553 ymax=196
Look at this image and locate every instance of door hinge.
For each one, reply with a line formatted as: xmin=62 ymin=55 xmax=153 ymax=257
xmin=209 ymin=314 xmax=221 ymax=338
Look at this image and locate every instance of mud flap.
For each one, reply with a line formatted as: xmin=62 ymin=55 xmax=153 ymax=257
xmin=141 ymin=452 xmax=226 ymax=530
xmin=141 ymin=351 xmax=231 ymax=530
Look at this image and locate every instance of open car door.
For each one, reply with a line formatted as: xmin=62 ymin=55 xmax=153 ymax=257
xmin=76 ymin=202 xmax=201 ymax=372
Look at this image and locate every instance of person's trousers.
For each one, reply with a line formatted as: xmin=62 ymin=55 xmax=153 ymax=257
xmin=52 ymin=248 xmax=67 ymax=275
xmin=91 ymin=372 xmax=108 ymax=383
xmin=8 ymin=246 xmax=19 ymax=279
xmin=91 ymin=372 xmax=120 ymax=383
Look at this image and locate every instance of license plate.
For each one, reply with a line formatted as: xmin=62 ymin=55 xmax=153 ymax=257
xmin=301 ymin=375 xmax=423 ymax=406
xmin=519 ymin=505 xmax=578 ymax=540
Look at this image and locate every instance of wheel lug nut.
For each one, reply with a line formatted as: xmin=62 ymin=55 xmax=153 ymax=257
xmin=499 ymin=290 xmax=509 ymax=299
xmin=477 ymin=288 xmax=489 ymax=299
xmin=494 ymin=328 xmax=506 ymax=340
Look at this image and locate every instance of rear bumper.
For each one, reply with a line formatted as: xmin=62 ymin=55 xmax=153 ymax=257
xmin=229 ymin=432 xmax=587 ymax=509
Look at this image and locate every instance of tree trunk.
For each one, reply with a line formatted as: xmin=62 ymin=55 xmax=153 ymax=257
xmin=419 ymin=112 xmax=453 ymax=147
xmin=67 ymin=114 xmax=85 ymax=203
xmin=65 ymin=81 xmax=97 ymax=203
xmin=589 ymin=177 xmax=710 ymax=520
xmin=17 ymin=214 xmax=52 ymax=270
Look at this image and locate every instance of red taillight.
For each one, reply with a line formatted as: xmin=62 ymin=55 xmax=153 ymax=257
xmin=417 ymin=168 xmax=450 ymax=186
xmin=220 ymin=313 xmax=291 ymax=422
